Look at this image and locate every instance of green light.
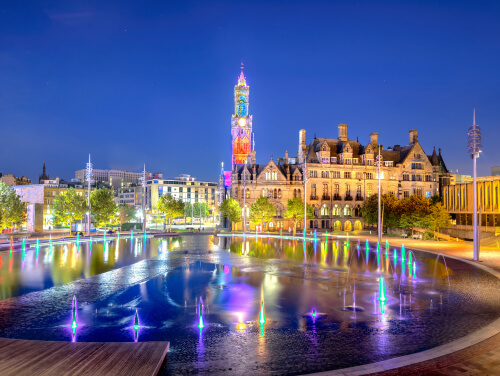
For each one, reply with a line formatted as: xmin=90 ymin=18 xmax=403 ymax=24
xmin=10 ymin=236 xmax=13 ymax=258
xmin=312 ymin=308 xmax=316 ymax=319
xmin=378 ymin=276 xmax=387 ymax=303
xmin=413 ymin=262 xmax=417 ymax=278
xmin=198 ymin=298 xmax=204 ymax=329
xmin=77 ymin=232 xmax=79 ymax=243
xmin=71 ymin=296 xmax=78 ymax=337
xmin=408 ymin=252 xmax=412 ymax=267
xmin=259 ymin=300 xmax=266 ymax=325
xmin=134 ymin=310 xmax=139 ymax=331
xmin=401 ymin=245 xmax=406 ymax=263
xmin=385 ymin=240 xmax=389 ymax=257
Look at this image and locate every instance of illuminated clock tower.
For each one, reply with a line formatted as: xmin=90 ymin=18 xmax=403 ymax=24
xmin=231 ymin=65 xmax=253 ymax=167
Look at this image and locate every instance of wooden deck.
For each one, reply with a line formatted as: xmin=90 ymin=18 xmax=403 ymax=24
xmin=0 ymin=338 xmax=169 ymax=376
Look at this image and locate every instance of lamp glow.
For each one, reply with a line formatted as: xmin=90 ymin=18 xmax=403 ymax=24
xmin=198 ymin=297 xmax=204 ymax=329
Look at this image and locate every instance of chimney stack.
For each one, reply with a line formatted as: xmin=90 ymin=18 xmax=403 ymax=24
xmin=369 ymin=132 xmax=379 ymax=147
xmin=409 ymin=129 xmax=418 ymax=145
xmin=338 ymin=124 xmax=348 ymax=141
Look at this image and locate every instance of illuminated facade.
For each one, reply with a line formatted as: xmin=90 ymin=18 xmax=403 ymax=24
xmin=231 ymin=66 xmax=253 ymax=167
xmin=230 ymin=127 xmax=450 ymax=232
xmin=443 ymin=175 xmax=500 ymax=228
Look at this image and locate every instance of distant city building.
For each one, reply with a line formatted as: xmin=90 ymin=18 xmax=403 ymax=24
xmin=14 ymin=178 xmax=87 ymax=228
xmin=220 ymin=69 xmax=450 ymax=232
xmin=443 ymin=175 xmax=500 ymax=228
xmin=75 ymin=168 xmax=161 ymax=191
xmin=450 ymin=174 xmax=471 ymax=185
xmin=0 ymin=173 xmax=32 ymax=186
xmin=117 ymin=184 xmax=143 ymax=206
xmin=146 ymin=174 xmax=217 ymax=216
xmin=492 ymin=166 xmax=500 ymax=176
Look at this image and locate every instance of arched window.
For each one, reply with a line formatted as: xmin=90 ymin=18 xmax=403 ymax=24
xmin=293 ymin=189 xmax=297 ymax=198
xmin=266 ymin=188 xmax=270 ymax=198
xmin=321 ymin=204 xmax=328 ymax=216
xmin=278 ymin=189 xmax=282 ymax=199
xmin=298 ymin=189 xmax=301 ymax=198
xmin=344 ymin=205 xmax=352 ymax=216
xmin=333 ymin=204 xmax=340 ymax=216
xmin=262 ymin=188 xmax=265 ymax=197
xmin=334 ymin=184 xmax=340 ymax=194
xmin=246 ymin=189 xmax=250 ymax=199
xmin=274 ymin=189 xmax=278 ymax=199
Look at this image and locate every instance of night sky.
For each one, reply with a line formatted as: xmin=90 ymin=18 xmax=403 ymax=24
xmin=1 ymin=0 xmax=499 ymax=182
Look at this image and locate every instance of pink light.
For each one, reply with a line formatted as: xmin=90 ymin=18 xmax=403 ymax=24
xmin=224 ymin=266 xmax=229 ymax=274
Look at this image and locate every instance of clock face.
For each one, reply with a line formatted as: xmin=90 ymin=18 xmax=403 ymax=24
xmin=238 ymin=118 xmax=247 ymax=127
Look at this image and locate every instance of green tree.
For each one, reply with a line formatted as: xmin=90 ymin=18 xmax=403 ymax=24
xmin=382 ymin=194 xmax=401 ymax=229
xmin=0 ymin=182 xmax=26 ymax=230
xmin=219 ymin=198 xmax=242 ymax=231
xmin=361 ymin=194 xmax=378 ymax=226
xmin=117 ymin=204 xmax=136 ymax=225
xmin=157 ymin=194 xmax=185 ymax=231
xmin=422 ymin=203 xmax=451 ymax=238
xmin=193 ymin=202 xmax=209 ymax=217
xmin=184 ymin=202 xmax=193 ymax=222
xmin=52 ymin=187 xmax=87 ymax=231
xmin=249 ymin=196 xmax=275 ymax=229
xmin=90 ymin=188 xmax=117 ymax=229
xmin=398 ymin=195 xmax=431 ymax=229
xmin=284 ymin=197 xmax=314 ymax=233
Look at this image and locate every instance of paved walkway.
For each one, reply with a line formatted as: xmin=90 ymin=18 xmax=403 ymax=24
xmin=0 ymin=338 xmax=169 ymax=376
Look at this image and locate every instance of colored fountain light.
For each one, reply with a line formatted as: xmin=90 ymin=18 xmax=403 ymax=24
xmin=401 ymin=244 xmax=406 ymax=263
xmin=134 ymin=309 xmax=139 ymax=331
xmin=379 ymin=276 xmax=387 ymax=314
xmin=49 ymin=234 xmax=52 ymax=246
xmin=10 ymin=236 xmax=13 ymax=258
xmin=385 ymin=240 xmax=389 ymax=257
xmin=393 ymin=249 xmax=397 ymax=264
xmin=378 ymin=276 xmax=387 ymax=304
xmin=408 ymin=252 xmax=413 ymax=267
xmin=198 ymin=297 xmax=204 ymax=329
xmin=131 ymin=230 xmax=134 ymax=239
xmin=77 ymin=232 xmax=80 ymax=243
xmin=314 ymin=229 xmax=317 ymax=241
xmin=36 ymin=238 xmax=40 ymax=249
xmin=312 ymin=308 xmax=316 ymax=319
xmin=259 ymin=300 xmax=266 ymax=325
xmin=71 ymin=296 xmax=78 ymax=338
xmin=413 ymin=261 xmax=417 ymax=278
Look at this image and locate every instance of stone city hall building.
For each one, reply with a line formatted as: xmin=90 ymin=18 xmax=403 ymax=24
xmin=220 ymin=69 xmax=450 ymax=232
xmin=229 ymin=126 xmax=449 ymax=232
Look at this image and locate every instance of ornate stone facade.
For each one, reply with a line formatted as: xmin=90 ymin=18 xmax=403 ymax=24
xmin=229 ymin=125 xmax=449 ymax=232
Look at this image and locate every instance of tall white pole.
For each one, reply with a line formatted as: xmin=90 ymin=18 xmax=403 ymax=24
xmin=377 ymin=145 xmax=382 ymax=243
xmin=468 ymin=109 xmax=481 ymax=261
xmin=142 ymin=164 xmax=146 ymax=232
xmin=86 ymin=154 xmax=93 ymax=237
xmin=473 ymin=152 xmax=478 ymax=260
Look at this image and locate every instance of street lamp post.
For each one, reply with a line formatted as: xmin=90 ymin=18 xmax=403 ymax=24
xmin=85 ymin=154 xmax=93 ymax=237
xmin=468 ymin=109 xmax=482 ymax=261
xmin=376 ymin=145 xmax=382 ymax=243
xmin=141 ymin=164 xmax=147 ymax=233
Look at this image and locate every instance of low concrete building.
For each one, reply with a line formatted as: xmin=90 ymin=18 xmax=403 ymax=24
xmin=443 ymin=175 xmax=500 ymax=238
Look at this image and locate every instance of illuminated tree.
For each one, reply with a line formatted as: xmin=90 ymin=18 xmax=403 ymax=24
xmin=52 ymin=187 xmax=87 ymax=231
xmin=0 ymin=182 xmax=26 ymax=230
xmin=117 ymin=204 xmax=136 ymax=225
xmin=90 ymin=188 xmax=117 ymax=229
xmin=219 ymin=198 xmax=241 ymax=231
xmin=284 ymin=197 xmax=313 ymax=233
xmin=249 ymin=196 xmax=274 ymax=228
xmin=157 ymin=194 xmax=184 ymax=231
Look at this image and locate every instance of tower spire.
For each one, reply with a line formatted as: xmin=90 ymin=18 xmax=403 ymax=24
xmin=473 ymin=108 xmax=476 ymax=125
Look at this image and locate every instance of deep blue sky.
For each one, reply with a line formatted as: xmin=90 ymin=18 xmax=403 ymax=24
xmin=1 ymin=0 xmax=499 ymax=182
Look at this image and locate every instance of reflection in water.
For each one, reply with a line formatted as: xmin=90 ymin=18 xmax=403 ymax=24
xmin=1 ymin=235 xmax=497 ymax=375
xmin=0 ymin=237 xmax=174 ymax=300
